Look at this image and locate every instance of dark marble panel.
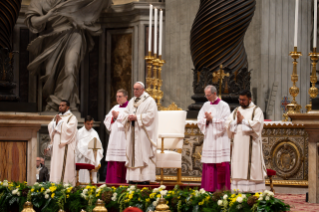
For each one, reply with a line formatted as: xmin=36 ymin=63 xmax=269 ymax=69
xmin=110 ymin=33 xmax=132 ymax=106
xmin=19 ymin=29 xmax=29 ymax=102
xmin=88 ymin=36 xmax=99 ymax=120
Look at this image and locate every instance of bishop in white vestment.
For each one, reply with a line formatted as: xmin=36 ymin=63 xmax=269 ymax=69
xmin=104 ymin=89 xmax=128 ymax=183
xmin=226 ymin=90 xmax=266 ymax=193
xmin=117 ymin=82 xmax=158 ymax=184
xmin=46 ymin=100 xmax=78 ymax=185
xmin=77 ymin=116 xmax=103 ymax=183
xmin=197 ymin=85 xmax=231 ymax=192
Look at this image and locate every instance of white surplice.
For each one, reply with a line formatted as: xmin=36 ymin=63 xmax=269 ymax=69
xmin=48 ymin=110 xmax=77 ymax=185
xmin=76 ymin=127 xmax=103 ymax=183
xmin=197 ymin=99 xmax=231 ymax=163
xmin=226 ymin=102 xmax=266 ymax=192
xmin=104 ymin=104 xmax=127 ymax=162
xmin=117 ymin=92 xmax=158 ymax=182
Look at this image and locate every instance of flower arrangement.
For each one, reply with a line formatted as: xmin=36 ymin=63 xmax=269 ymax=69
xmin=0 ymin=181 xmax=290 ymax=212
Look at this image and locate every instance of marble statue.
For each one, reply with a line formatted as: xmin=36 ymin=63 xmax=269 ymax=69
xmin=25 ymin=0 xmax=112 ymax=111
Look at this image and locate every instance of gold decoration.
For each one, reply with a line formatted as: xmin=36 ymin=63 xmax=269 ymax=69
xmin=93 ymin=199 xmax=108 ymax=212
xmin=288 ymin=47 xmax=302 ymax=112
xmin=159 ymin=102 xmax=182 ymax=111
xmin=307 ymin=48 xmax=319 ymax=111
xmin=58 ymin=210 xmax=66 ymax=212
xmin=155 ymin=198 xmax=171 ymax=212
xmin=21 ymin=201 xmax=36 ymax=212
xmin=212 ymin=64 xmax=229 ymax=99
xmin=145 ymin=51 xmax=154 ymax=97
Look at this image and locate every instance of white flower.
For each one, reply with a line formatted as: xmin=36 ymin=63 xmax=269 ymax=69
xmin=96 ymin=188 xmax=101 ymax=193
xmin=199 ymin=188 xmax=206 ymax=194
xmin=236 ymin=204 xmax=242 ymax=209
xmin=152 ymin=201 xmax=158 ymax=206
xmin=39 ymin=184 xmax=43 ymax=187
xmin=63 ymin=183 xmax=70 ymax=188
xmin=45 ymin=194 xmax=49 ymax=199
xmin=160 ymin=190 xmax=168 ymax=196
xmin=264 ymin=190 xmax=270 ymax=195
xmin=217 ymin=200 xmax=223 ymax=206
xmin=130 ymin=186 xmax=136 ymax=190
xmin=113 ymin=193 xmax=117 ymax=197
xmin=99 ymin=184 xmax=106 ymax=188
xmin=3 ymin=181 xmax=8 ymax=187
xmin=242 ymin=194 xmax=246 ymax=199
xmin=258 ymin=197 xmax=263 ymax=201
xmin=17 ymin=192 xmax=21 ymax=196
xmin=268 ymin=191 xmax=274 ymax=197
xmin=152 ymin=188 xmax=159 ymax=193
xmin=156 ymin=197 xmax=160 ymax=201
xmin=265 ymin=196 xmax=270 ymax=201
xmin=12 ymin=189 xmax=18 ymax=195
xmin=129 ymin=190 xmax=134 ymax=194
xmin=236 ymin=197 xmax=243 ymax=203
xmin=34 ymin=182 xmax=39 ymax=186
xmin=81 ymin=193 xmax=87 ymax=199
xmin=111 ymin=197 xmax=117 ymax=201
xmin=223 ymin=194 xmax=228 ymax=200
xmin=46 ymin=189 xmax=51 ymax=193
xmin=159 ymin=185 xmax=166 ymax=190
xmin=83 ymin=189 xmax=88 ymax=194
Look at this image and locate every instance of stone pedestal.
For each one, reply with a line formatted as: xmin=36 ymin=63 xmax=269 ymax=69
xmin=289 ymin=113 xmax=319 ymax=203
xmin=0 ymin=113 xmax=53 ymax=185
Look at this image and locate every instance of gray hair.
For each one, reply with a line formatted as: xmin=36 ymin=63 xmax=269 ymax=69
xmin=204 ymin=85 xmax=217 ymax=94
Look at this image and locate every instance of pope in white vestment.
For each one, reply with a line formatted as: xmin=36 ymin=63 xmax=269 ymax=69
xmin=197 ymin=85 xmax=231 ymax=192
xmin=76 ymin=117 xmax=103 ymax=183
xmin=117 ymin=82 xmax=158 ymax=184
xmin=226 ymin=90 xmax=266 ymax=193
xmin=47 ymin=101 xmax=78 ymax=186
xmin=104 ymin=89 xmax=129 ymax=183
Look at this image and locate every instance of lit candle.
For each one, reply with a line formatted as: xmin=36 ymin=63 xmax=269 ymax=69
xmin=314 ymin=0 xmax=317 ymax=48
xmin=148 ymin=4 xmax=153 ymax=52
xmin=154 ymin=8 xmax=158 ymax=55
xmin=294 ymin=0 xmax=299 ymax=47
xmin=159 ymin=10 xmax=163 ymax=56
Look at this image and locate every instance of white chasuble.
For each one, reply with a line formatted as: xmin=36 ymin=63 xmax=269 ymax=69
xmin=117 ymin=92 xmax=158 ymax=182
xmin=48 ymin=110 xmax=78 ymax=185
xmin=104 ymin=104 xmax=127 ymax=162
xmin=226 ymin=102 xmax=266 ymax=192
xmin=76 ymin=127 xmax=103 ymax=183
xmin=197 ymin=99 xmax=231 ymax=163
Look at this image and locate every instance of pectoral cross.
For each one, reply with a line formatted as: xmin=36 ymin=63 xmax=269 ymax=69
xmin=212 ymin=64 xmax=230 ymax=99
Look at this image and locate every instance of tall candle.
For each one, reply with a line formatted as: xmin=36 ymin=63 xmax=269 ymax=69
xmin=294 ymin=0 xmax=299 ymax=47
xmin=314 ymin=0 xmax=317 ymax=48
xmin=148 ymin=4 xmax=153 ymax=52
xmin=154 ymin=8 xmax=158 ymax=55
xmin=159 ymin=10 xmax=163 ymax=56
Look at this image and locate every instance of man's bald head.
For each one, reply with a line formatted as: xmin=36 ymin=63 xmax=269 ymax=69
xmin=133 ymin=82 xmax=145 ymax=98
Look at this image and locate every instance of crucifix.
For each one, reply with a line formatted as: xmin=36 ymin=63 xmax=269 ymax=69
xmin=212 ymin=64 xmax=230 ymax=99
xmin=88 ymin=137 xmax=102 ymax=171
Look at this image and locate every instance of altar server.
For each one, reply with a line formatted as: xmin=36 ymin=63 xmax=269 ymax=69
xmin=226 ymin=89 xmax=266 ymax=193
xmin=77 ymin=115 xmax=103 ymax=183
xmin=117 ymin=82 xmax=158 ymax=185
xmin=45 ymin=100 xmax=78 ymax=185
xmin=197 ymin=85 xmax=231 ymax=192
xmin=104 ymin=89 xmax=129 ymax=183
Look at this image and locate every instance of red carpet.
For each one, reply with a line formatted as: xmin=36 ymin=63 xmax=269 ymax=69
xmin=276 ymin=194 xmax=319 ymax=212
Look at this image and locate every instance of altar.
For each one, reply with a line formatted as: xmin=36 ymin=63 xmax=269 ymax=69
xmin=157 ymin=120 xmax=309 ymax=191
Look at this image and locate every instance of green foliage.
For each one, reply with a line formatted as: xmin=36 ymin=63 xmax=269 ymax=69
xmin=0 ymin=180 xmax=290 ymax=212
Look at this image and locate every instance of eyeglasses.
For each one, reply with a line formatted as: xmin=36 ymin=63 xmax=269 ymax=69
xmin=238 ymin=98 xmax=248 ymax=102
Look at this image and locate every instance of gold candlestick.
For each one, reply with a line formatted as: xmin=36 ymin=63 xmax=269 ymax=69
xmin=157 ymin=55 xmax=165 ymax=108
xmin=152 ymin=54 xmax=160 ymax=101
xmin=145 ymin=51 xmax=154 ymax=96
xmin=212 ymin=64 xmax=229 ymax=99
xmin=307 ymin=48 xmax=319 ymax=112
xmin=288 ymin=47 xmax=302 ymax=112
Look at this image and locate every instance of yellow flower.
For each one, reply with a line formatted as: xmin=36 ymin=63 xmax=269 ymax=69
xmin=138 ymin=198 xmax=141 ymax=201
xmin=41 ymin=187 xmax=45 ymax=192
xmin=166 ymin=201 xmax=169 ymax=204
xmin=129 ymin=194 xmax=134 ymax=199
xmin=156 ymin=194 xmax=161 ymax=198
xmin=24 ymin=181 xmax=27 ymax=185
xmin=178 ymin=196 xmax=180 ymax=199
xmin=31 ymin=189 xmax=34 ymax=192
xmin=198 ymin=201 xmax=204 ymax=205
xmin=67 ymin=195 xmax=69 ymax=198
xmin=149 ymin=193 xmax=155 ymax=199
xmin=51 ymin=193 xmax=55 ymax=198
xmin=146 ymin=198 xmax=150 ymax=202
xmin=51 ymin=183 xmax=55 ymax=186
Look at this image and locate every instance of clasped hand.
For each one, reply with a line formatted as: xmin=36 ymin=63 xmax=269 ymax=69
xmin=237 ymin=111 xmax=244 ymax=124
xmin=204 ymin=112 xmax=213 ymax=122
xmin=128 ymin=114 xmax=137 ymax=121
xmin=112 ymin=110 xmax=120 ymax=119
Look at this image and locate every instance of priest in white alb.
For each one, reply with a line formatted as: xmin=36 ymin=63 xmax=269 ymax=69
xmin=45 ymin=100 xmax=78 ymax=185
xmin=117 ymin=82 xmax=158 ymax=185
xmin=104 ymin=89 xmax=129 ymax=184
xmin=76 ymin=115 xmax=103 ymax=183
xmin=197 ymin=85 xmax=231 ymax=192
xmin=226 ymin=89 xmax=266 ymax=193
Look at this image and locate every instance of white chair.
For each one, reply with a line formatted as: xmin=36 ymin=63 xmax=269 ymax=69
xmin=156 ymin=110 xmax=187 ymax=184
